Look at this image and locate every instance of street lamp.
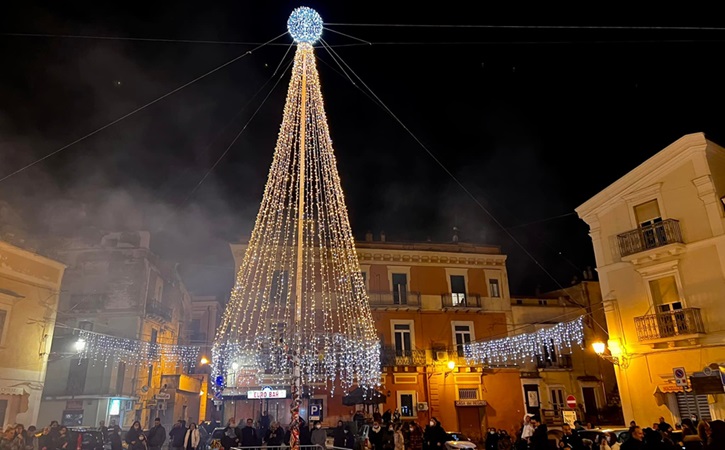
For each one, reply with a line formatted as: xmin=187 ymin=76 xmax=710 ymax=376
xmin=74 ymin=339 xmax=86 ymax=352
xmin=446 ymin=360 xmax=456 ymax=370
xmin=592 ymin=340 xmax=629 ymax=368
xmin=200 ymin=357 xmax=209 ymax=366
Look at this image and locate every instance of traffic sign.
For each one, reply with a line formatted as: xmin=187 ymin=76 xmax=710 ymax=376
xmin=155 ymin=392 xmax=171 ymax=400
xmin=566 ymin=395 xmax=577 ymax=409
xmin=674 ymin=367 xmax=688 ymax=387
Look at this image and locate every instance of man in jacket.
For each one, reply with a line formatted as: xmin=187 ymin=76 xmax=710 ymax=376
xmin=147 ymin=418 xmax=166 ymax=450
xmin=240 ymin=419 xmax=259 ymax=448
xmin=169 ymin=421 xmax=186 ymax=450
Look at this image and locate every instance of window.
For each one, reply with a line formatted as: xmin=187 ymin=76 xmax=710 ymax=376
xmin=270 ymin=270 xmax=289 ymax=303
xmin=454 ymin=325 xmax=472 ymax=357
xmin=450 ymin=275 xmax=466 ymax=305
xmin=393 ymin=323 xmax=412 ymax=357
xmin=115 ymin=362 xmax=126 ymax=394
xmin=146 ymin=365 xmax=153 ymax=388
xmin=398 ymin=391 xmax=416 ymax=417
xmin=155 ymin=278 xmax=164 ymax=303
xmin=149 ymin=329 xmax=158 ymax=358
xmin=458 ymin=388 xmax=478 ymax=400
xmin=649 ymin=276 xmax=681 ymax=309
xmin=392 ymin=273 xmax=408 ymax=305
xmin=361 ymin=272 xmax=367 ymax=285
xmin=550 ymin=387 xmax=565 ymax=410
xmin=0 ymin=308 xmax=8 ymax=346
xmin=489 ymin=279 xmax=501 ymax=298
xmin=70 ymin=294 xmax=107 ymax=311
xmin=66 ymin=359 xmax=89 ymax=395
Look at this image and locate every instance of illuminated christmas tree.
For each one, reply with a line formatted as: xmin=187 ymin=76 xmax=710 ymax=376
xmin=212 ymin=7 xmax=380 ymax=450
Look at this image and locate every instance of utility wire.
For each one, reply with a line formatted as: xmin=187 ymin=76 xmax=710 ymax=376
xmin=320 ymin=41 xmax=577 ymax=297
xmin=0 ymin=31 xmax=288 ymax=184
xmin=325 ymin=23 xmax=725 ymax=31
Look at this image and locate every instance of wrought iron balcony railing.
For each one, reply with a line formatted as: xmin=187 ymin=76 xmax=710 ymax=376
xmin=380 ymin=345 xmax=427 ymax=367
xmin=145 ymin=300 xmax=172 ymax=322
xmin=634 ymin=307 xmax=705 ymax=341
xmin=442 ymin=293 xmax=482 ymax=308
xmin=368 ymin=291 xmax=420 ymax=307
xmin=617 ymin=219 xmax=683 ymax=257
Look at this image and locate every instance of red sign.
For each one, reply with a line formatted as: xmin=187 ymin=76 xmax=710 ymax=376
xmin=566 ymin=395 xmax=577 ymax=409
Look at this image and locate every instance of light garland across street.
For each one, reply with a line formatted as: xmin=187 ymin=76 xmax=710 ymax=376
xmin=464 ymin=315 xmax=585 ymax=366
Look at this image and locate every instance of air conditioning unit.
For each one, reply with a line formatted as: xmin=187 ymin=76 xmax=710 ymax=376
xmin=417 ymin=402 xmax=429 ymax=411
xmin=435 ymin=351 xmax=448 ymax=361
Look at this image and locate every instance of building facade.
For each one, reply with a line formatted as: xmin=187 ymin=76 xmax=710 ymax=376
xmin=0 ymin=240 xmax=65 ymax=428
xmin=576 ymin=132 xmax=725 ymax=424
xmin=226 ymin=236 xmax=619 ymax=438
xmin=511 ymin=279 xmax=621 ymax=427
xmin=190 ymin=294 xmax=224 ymax=422
xmin=38 ymin=230 xmax=198 ymax=429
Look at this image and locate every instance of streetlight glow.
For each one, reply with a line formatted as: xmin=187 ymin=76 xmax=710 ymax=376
xmin=200 ymin=357 xmax=209 ymax=365
xmin=592 ymin=341 xmax=606 ymax=355
xmin=74 ymin=339 xmax=86 ymax=352
xmin=447 ymin=360 xmax=456 ymax=370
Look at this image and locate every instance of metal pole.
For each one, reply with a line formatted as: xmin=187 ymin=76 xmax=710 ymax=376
xmin=291 ymin=45 xmax=308 ymax=450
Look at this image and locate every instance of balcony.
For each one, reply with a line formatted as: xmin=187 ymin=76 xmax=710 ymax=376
xmin=634 ymin=308 xmax=705 ymax=344
xmin=146 ymin=300 xmax=172 ymax=322
xmin=380 ymin=346 xmax=427 ymax=367
xmin=536 ymin=354 xmax=573 ymax=370
xmin=617 ymin=219 xmax=684 ymax=258
xmin=442 ymin=293 xmax=482 ymax=308
xmin=368 ymin=291 xmax=420 ymax=308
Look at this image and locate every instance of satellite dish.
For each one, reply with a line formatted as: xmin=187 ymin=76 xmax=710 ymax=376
xmin=141 ymin=385 xmax=149 ymax=393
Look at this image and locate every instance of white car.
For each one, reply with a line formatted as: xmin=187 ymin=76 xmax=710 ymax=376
xmin=444 ymin=432 xmax=476 ymax=450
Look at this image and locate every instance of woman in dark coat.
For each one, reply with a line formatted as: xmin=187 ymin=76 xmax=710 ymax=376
xmin=125 ymin=422 xmax=146 ymax=450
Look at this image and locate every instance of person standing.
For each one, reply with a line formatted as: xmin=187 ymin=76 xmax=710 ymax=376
xmin=109 ymin=428 xmax=123 ymax=450
xmin=240 ymin=419 xmax=259 ymax=448
xmin=184 ymin=423 xmax=200 ymax=450
xmin=259 ymin=412 xmax=270 ymax=444
xmin=528 ymin=417 xmax=547 ymax=450
xmin=170 ymin=421 xmax=187 ymax=450
xmin=56 ymin=427 xmax=70 ymax=450
xmin=370 ymin=422 xmax=384 ymax=450
xmin=310 ymin=421 xmax=327 ymax=450
xmin=265 ymin=423 xmax=283 ymax=450
xmin=197 ymin=422 xmax=208 ymax=450
xmin=559 ymin=424 xmax=583 ymax=450
xmin=333 ymin=421 xmax=346 ymax=449
xmin=393 ymin=424 xmax=404 ymax=450
xmin=408 ymin=423 xmax=423 ymax=450
xmin=519 ymin=415 xmax=534 ymax=450
xmin=485 ymin=429 xmax=499 ymax=450
xmin=620 ymin=426 xmax=643 ymax=450
xmin=221 ymin=419 xmax=241 ymax=450
xmin=382 ymin=411 xmax=392 ymax=425
xmin=125 ymin=422 xmax=147 ymax=450
xmin=147 ymin=418 xmax=166 ymax=450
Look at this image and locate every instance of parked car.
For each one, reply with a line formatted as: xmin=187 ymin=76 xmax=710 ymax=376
xmin=68 ymin=428 xmax=105 ymax=450
xmin=444 ymin=432 xmax=476 ymax=450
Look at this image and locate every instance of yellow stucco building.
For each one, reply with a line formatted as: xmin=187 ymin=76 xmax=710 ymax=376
xmin=576 ymin=132 xmax=725 ymax=424
xmin=0 ymin=239 xmax=65 ymax=428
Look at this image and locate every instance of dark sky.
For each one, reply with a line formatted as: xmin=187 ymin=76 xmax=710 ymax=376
xmin=2 ymin=3 xmax=725 ymax=297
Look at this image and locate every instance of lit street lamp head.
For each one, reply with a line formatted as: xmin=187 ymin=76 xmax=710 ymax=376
xmin=287 ymin=6 xmax=323 ymax=44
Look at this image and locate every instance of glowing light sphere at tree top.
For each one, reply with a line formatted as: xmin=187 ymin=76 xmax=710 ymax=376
xmin=287 ymin=6 xmax=323 ymax=44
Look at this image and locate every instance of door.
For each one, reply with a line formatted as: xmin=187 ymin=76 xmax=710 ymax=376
xmin=450 ymin=275 xmax=466 ymax=305
xmin=392 ymin=274 xmax=408 ymax=304
xmin=582 ymin=387 xmax=598 ymax=417
xmin=0 ymin=399 xmax=6 ymax=428
xmin=457 ymin=407 xmax=484 ymax=444
xmin=523 ymin=384 xmax=540 ymax=417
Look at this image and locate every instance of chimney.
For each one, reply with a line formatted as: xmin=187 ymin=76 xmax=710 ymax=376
xmin=365 ymin=231 xmax=373 ymax=242
xmin=380 ymin=231 xmax=386 ymax=242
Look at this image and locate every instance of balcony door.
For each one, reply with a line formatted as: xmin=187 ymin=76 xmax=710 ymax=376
xmin=635 ymin=200 xmax=666 ymax=248
xmin=392 ymin=273 xmax=408 ymax=305
xmin=450 ymin=275 xmax=466 ymax=306
xmin=649 ymin=276 xmax=687 ymax=335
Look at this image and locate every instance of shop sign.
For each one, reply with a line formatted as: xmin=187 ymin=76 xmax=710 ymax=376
xmin=454 ymin=399 xmax=487 ymax=407
xmin=65 ymin=400 xmax=83 ymax=410
xmin=248 ymin=388 xmax=287 ymax=399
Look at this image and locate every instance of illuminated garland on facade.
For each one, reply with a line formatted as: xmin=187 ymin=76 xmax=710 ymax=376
xmin=464 ymin=316 xmax=585 ymax=365
xmin=212 ymin=21 xmax=380 ymax=395
xmin=76 ymin=329 xmax=200 ymax=368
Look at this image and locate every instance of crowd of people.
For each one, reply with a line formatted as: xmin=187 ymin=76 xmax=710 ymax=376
xmin=500 ymin=413 xmax=725 ymax=450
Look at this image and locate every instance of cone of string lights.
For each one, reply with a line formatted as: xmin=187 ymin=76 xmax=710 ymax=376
xmin=211 ymin=8 xmax=380 ymax=447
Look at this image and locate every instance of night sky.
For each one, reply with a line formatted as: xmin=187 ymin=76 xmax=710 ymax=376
xmin=2 ymin=3 xmax=725 ymax=297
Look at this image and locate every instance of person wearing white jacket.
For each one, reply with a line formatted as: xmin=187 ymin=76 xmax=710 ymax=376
xmin=184 ymin=423 xmax=201 ymax=450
